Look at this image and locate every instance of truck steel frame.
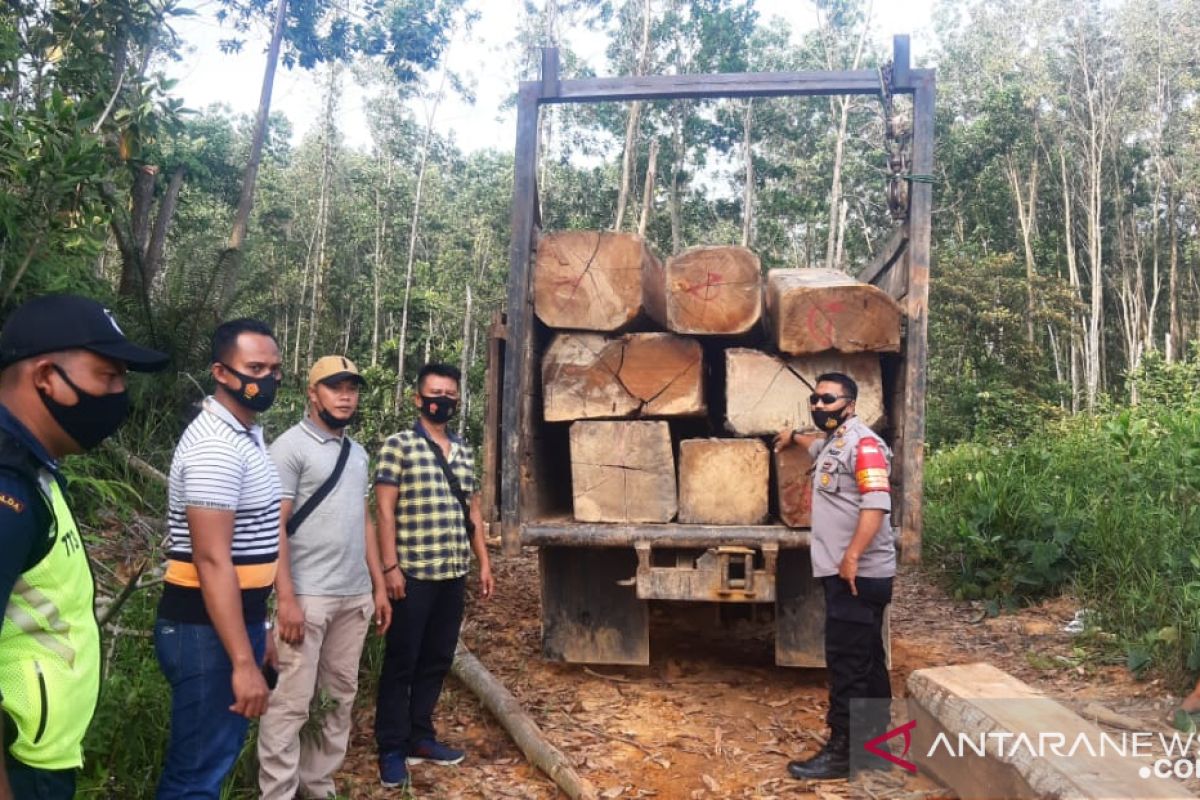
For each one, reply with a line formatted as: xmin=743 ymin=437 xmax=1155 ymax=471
xmin=487 ymin=36 xmax=934 ymax=666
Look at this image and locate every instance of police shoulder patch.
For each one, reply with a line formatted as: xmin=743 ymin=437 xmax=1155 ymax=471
xmin=0 ymin=492 xmax=25 ymax=513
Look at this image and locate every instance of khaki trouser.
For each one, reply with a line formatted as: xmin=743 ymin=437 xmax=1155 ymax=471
xmin=257 ymin=593 xmax=373 ymax=800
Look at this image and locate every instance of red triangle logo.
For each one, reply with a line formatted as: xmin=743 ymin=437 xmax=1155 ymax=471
xmin=864 ymin=719 xmax=918 ymax=773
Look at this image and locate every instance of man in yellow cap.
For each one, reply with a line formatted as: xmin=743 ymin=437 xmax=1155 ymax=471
xmin=256 ymin=356 xmax=391 ymax=800
xmin=0 ymin=294 xmax=167 ymax=799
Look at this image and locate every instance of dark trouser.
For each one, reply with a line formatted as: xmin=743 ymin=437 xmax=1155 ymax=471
xmin=822 ymin=575 xmax=893 ymax=739
xmin=3 ymin=755 xmax=75 ymax=800
xmin=375 ymin=576 xmax=466 ymax=754
xmin=154 ymin=618 xmax=267 ymax=799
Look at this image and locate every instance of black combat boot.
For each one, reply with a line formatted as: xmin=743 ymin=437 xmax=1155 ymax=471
xmin=787 ymin=730 xmax=850 ymax=780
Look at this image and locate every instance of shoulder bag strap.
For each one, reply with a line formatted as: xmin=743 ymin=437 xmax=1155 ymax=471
xmin=285 ymin=436 xmax=352 ymax=537
xmin=417 ymin=430 xmax=475 ymax=536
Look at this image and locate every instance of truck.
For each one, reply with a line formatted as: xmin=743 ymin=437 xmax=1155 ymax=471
xmin=479 ymin=36 xmax=935 ymax=667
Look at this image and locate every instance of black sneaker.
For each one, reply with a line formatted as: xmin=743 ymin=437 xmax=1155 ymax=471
xmin=407 ymin=739 xmax=465 ymax=766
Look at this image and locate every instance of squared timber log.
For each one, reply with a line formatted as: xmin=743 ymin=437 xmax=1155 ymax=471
xmin=643 ymin=245 xmax=763 ymax=335
xmin=678 ymin=438 xmax=768 ymax=524
xmin=534 ymin=230 xmax=658 ymax=332
xmin=765 ymin=268 xmax=902 ymax=355
xmin=543 ymin=332 xmax=705 ymax=422
xmin=775 ymin=445 xmax=814 ymax=528
xmin=569 ymin=421 xmax=676 ymax=523
xmin=907 ymin=663 xmax=1191 ymax=799
xmin=724 ymin=348 xmax=884 ymax=436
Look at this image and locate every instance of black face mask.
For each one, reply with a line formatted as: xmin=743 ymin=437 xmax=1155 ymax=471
xmin=420 ymin=395 xmax=457 ymax=424
xmin=219 ymin=363 xmax=277 ymax=412
xmin=812 ymin=404 xmax=852 ymax=433
xmin=39 ymin=364 xmax=131 ymax=451
xmin=316 ymin=406 xmax=355 ymax=430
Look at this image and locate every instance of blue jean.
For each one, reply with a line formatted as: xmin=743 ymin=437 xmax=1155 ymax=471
xmin=154 ymin=618 xmax=267 ymax=799
xmin=3 ymin=755 xmax=75 ymax=799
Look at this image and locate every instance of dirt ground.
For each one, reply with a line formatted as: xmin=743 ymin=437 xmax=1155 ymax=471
xmin=333 ymin=550 xmax=1188 ymax=799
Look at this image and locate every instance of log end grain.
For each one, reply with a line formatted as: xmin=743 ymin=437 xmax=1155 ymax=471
xmin=775 ymin=445 xmax=814 ymax=528
xmin=534 ymin=230 xmax=655 ymax=332
xmin=678 ymin=438 xmax=769 ymax=525
xmin=662 ymin=246 xmax=763 ymax=335
xmin=570 ymin=421 xmax=676 ymax=523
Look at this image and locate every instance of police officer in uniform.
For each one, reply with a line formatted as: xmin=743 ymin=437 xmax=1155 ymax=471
xmin=774 ymin=372 xmax=896 ymax=781
xmin=0 ymin=295 xmax=167 ymax=799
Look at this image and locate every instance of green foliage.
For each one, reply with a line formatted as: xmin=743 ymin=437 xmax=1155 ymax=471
xmin=214 ymin=0 xmax=470 ymax=85
xmin=1128 ymin=348 xmax=1200 ymax=408
xmin=927 ymin=247 xmax=1075 ymax=447
xmin=926 ymin=403 xmax=1200 ymax=682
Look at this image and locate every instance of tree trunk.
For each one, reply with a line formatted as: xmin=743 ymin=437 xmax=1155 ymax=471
xmin=669 ymin=103 xmax=684 ymax=255
xmin=306 ymin=67 xmax=338 ymax=367
xmin=819 ymin=1 xmax=871 ymax=271
xmin=451 ymin=643 xmax=600 ymax=800
xmin=395 ymin=74 xmax=447 ymax=411
xmin=143 ymin=165 xmax=185 ymax=292
xmin=637 ymin=139 xmax=659 ymax=237
xmin=371 ymin=162 xmax=393 ymax=368
xmin=457 ymin=285 xmax=473 ymax=437
xmin=614 ymin=102 xmax=642 ymax=232
xmin=1168 ymin=187 xmax=1180 ymax=361
xmin=614 ymin=0 xmax=652 ymax=232
xmin=217 ymin=0 xmax=288 ymax=313
xmin=1005 ymin=153 xmax=1039 ymax=344
xmin=741 ymin=100 xmax=754 ymax=247
xmin=1058 ymin=148 xmax=1081 ymax=411
xmin=116 ymin=165 xmax=159 ymax=297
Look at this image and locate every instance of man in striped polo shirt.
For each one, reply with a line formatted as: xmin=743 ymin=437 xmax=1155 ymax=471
xmin=373 ymin=362 xmax=494 ymax=789
xmin=155 ymin=319 xmax=283 ymax=799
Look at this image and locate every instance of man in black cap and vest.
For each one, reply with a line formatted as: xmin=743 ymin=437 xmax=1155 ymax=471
xmin=0 ymin=294 xmax=167 ymax=800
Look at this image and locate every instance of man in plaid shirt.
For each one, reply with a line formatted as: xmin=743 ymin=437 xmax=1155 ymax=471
xmin=373 ymin=362 xmax=494 ymax=789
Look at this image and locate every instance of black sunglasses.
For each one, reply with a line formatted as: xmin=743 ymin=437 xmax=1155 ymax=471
xmin=809 ymin=392 xmax=852 ymax=406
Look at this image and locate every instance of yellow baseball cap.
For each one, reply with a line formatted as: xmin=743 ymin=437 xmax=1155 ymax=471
xmin=308 ymin=355 xmax=365 ymax=388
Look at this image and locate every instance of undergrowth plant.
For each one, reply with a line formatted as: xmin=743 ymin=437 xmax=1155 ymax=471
xmin=925 ymin=399 xmax=1200 ymax=685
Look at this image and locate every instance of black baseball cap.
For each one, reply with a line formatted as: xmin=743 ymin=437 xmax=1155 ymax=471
xmin=0 ymin=294 xmax=168 ymax=372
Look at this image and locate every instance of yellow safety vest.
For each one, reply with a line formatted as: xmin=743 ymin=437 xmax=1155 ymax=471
xmin=0 ymin=475 xmax=100 ymax=769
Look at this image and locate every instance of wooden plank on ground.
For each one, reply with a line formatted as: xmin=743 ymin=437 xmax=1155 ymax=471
xmin=908 ymin=663 xmax=1193 ymax=799
xmin=724 ymin=348 xmax=884 ymax=436
xmin=765 ymin=268 xmax=902 ymax=355
xmin=644 ymin=245 xmax=762 ymax=335
xmin=534 ymin=230 xmax=657 ymax=332
xmin=569 ymin=421 xmax=676 ymax=523
xmin=542 ymin=332 xmax=704 ymax=421
xmin=678 ymin=438 xmax=768 ymax=525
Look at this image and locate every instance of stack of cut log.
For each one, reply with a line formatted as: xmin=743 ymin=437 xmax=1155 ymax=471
xmin=535 ymin=230 xmax=902 ymax=528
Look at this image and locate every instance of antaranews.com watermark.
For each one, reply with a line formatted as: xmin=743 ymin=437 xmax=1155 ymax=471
xmin=849 ymin=698 xmax=1200 ymax=798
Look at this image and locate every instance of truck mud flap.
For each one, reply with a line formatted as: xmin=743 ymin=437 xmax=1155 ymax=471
xmin=775 ymin=548 xmax=826 ymax=667
xmin=540 ymin=545 xmax=648 ymax=665
xmin=774 ymin=548 xmax=892 ymax=668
